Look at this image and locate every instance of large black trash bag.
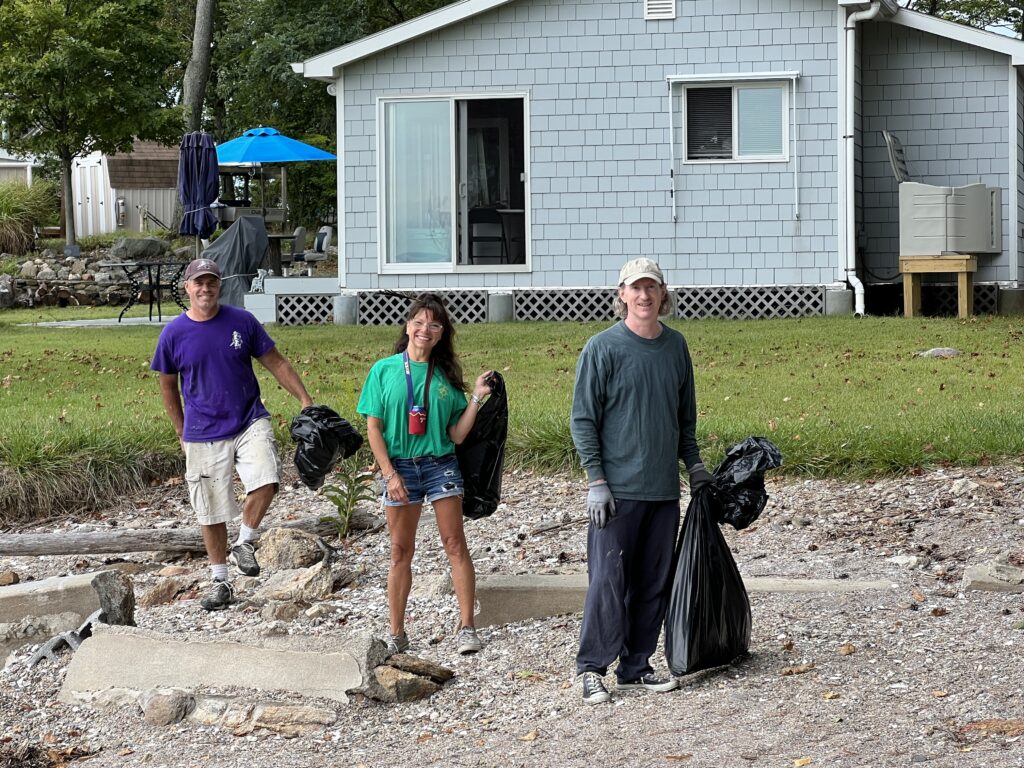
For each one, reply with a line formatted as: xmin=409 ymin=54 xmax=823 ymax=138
xmin=664 ymin=487 xmax=751 ymax=676
xmin=289 ymin=405 xmax=364 ymax=490
xmin=456 ymin=371 xmax=508 ymax=520
xmin=711 ymin=436 xmax=783 ymax=530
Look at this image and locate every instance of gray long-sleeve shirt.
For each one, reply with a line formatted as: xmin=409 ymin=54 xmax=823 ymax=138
xmin=570 ymin=321 xmax=700 ymax=501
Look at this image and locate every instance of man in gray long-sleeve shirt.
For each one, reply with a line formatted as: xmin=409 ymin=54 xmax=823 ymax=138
xmin=570 ymin=257 xmax=710 ymax=705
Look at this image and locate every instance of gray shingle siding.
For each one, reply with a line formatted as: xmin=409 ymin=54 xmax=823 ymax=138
xmin=860 ymin=23 xmax=1011 ymax=283
xmin=340 ymin=0 xmax=838 ymax=290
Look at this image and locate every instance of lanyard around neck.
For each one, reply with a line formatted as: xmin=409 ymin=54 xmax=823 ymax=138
xmin=403 ymin=350 xmax=434 ymax=413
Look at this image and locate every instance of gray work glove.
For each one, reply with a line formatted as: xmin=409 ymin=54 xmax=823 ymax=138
xmin=689 ymin=463 xmax=713 ymax=493
xmin=587 ymin=483 xmax=616 ymax=529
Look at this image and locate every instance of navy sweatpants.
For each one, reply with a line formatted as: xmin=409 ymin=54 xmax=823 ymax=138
xmin=575 ymin=498 xmax=681 ymax=681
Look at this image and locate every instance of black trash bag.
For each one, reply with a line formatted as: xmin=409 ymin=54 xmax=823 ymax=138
xmin=456 ymin=371 xmax=508 ymax=520
xmin=710 ymin=436 xmax=783 ymax=530
xmin=664 ymin=486 xmax=751 ymax=676
xmin=289 ymin=405 xmax=364 ymax=490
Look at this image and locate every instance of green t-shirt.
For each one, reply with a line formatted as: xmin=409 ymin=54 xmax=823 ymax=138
xmin=357 ymin=353 xmax=468 ymax=459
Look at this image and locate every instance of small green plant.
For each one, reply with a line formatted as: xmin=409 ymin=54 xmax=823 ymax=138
xmin=0 ymin=256 xmax=18 ymax=276
xmin=319 ymin=455 xmax=379 ymax=538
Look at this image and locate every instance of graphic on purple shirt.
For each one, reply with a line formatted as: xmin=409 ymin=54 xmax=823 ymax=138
xmin=151 ymin=304 xmax=275 ymax=442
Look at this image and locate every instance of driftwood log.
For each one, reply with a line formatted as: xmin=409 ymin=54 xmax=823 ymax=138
xmin=0 ymin=510 xmax=383 ymax=557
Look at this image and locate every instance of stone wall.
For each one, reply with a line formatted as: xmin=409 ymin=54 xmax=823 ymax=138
xmin=0 ymin=238 xmax=192 ymax=309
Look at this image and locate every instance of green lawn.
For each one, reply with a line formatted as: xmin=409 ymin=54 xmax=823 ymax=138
xmin=3 ymin=307 xmax=1024 ymax=522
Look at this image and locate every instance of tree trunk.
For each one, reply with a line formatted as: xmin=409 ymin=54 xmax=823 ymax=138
xmin=182 ymin=0 xmax=216 ymax=133
xmin=0 ymin=511 xmax=382 ymax=556
xmin=61 ymin=153 xmax=77 ymax=246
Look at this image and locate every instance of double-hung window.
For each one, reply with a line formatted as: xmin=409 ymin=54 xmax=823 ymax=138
xmin=684 ymin=82 xmax=788 ymax=162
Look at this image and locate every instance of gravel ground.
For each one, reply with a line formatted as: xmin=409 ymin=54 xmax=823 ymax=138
xmin=2 ymin=464 xmax=1024 ymax=768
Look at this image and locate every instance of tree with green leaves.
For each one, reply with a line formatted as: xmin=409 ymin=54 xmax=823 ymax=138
xmin=0 ymin=0 xmax=184 ymax=245
xmin=905 ymin=0 xmax=1024 ymax=37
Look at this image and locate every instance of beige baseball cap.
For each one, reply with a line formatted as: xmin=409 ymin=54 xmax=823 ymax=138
xmin=618 ymin=257 xmax=664 ymax=286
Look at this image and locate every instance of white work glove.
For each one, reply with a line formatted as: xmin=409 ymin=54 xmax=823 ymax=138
xmin=587 ymin=483 xmax=616 ymax=529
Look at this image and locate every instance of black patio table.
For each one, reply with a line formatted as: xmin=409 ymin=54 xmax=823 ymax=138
xmin=99 ymin=261 xmax=189 ymax=322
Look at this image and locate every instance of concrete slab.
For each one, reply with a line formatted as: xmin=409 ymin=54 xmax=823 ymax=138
xmin=473 ymin=574 xmax=895 ymax=627
xmin=59 ymin=625 xmax=361 ymax=704
xmin=0 ymin=572 xmax=106 ymax=623
xmin=21 ymin=317 xmax=170 ymax=328
xmin=962 ymin=562 xmax=1024 ymax=593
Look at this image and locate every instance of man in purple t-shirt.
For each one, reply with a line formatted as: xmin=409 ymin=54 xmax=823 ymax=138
xmin=152 ymin=258 xmax=313 ymax=611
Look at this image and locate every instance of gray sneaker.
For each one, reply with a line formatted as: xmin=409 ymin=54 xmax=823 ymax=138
xmin=228 ymin=542 xmax=260 ymax=577
xmin=386 ymin=631 xmax=410 ymax=655
xmin=200 ymin=579 xmax=234 ymax=611
xmin=581 ymin=671 xmax=611 ymax=704
xmin=456 ymin=626 xmax=482 ymax=654
xmin=616 ymin=675 xmax=679 ymax=693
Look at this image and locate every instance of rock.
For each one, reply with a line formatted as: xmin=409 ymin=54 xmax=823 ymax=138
xmin=988 ymin=552 xmax=1024 ymax=585
xmin=249 ymin=703 xmax=337 ymax=737
xmin=0 ymin=570 xmax=19 ymax=587
xmin=0 ymin=275 xmax=13 ymax=308
xmin=91 ymin=571 xmax=135 ymax=626
xmin=304 ymin=604 xmax=332 ymax=619
xmin=19 ymin=261 xmax=37 ymax=278
xmin=343 ymin=632 xmax=389 ymax=681
xmin=411 ymin=572 xmax=453 ymax=598
xmin=369 ymin=665 xmax=441 ymax=703
xmin=951 ymin=479 xmax=978 ymax=497
xmin=155 ymin=566 xmax=191 ymax=577
xmin=888 ymin=555 xmax=923 ymax=569
xmin=188 ymin=696 xmax=335 ymax=736
xmin=261 ymin=601 xmax=304 ymax=622
xmin=254 ymin=562 xmax=334 ymax=602
xmin=139 ymin=689 xmax=195 ymax=726
xmin=257 ymin=528 xmax=323 ymax=570
xmin=916 ymin=347 xmax=961 ymax=358
xmin=36 ymin=268 xmax=56 ymax=280
xmin=137 ymin=577 xmax=192 ymax=608
xmin=387 ymin=653 xmax=455 ymax=684
xmin=110 ymin=237 xmax=170 ymax=262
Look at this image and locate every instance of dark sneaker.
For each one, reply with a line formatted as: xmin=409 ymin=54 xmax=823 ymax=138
xmin=228 ymin=542 xmax=260 ymax=577
xmin=386 ymin=631 xmax=410 ymax=655
xmin=616 ymin=675 xmax=679 ymax=693
xmin=456 ymin=626 xmax=482 ymax=655
xmin=581 ymin=671 xmax=611 ymax=704
xmin=200 ymin=579 xmax=234 ymax=611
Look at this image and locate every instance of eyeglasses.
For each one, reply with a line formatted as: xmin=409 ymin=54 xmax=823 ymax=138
xmin=410 ymin=320 xmax=444 ymax=333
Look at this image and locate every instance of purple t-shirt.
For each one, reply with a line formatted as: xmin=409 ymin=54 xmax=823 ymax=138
xmin=151 ymin=304 xmax=275 ymax=442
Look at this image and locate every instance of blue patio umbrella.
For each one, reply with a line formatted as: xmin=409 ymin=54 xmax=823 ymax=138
xmin=215 ymin=126 xmax=335 ymax=165
xmin=178 ymin=132 xmax=219 ymax=240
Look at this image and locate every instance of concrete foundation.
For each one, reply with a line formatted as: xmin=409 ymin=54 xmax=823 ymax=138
xmin=997 ymin=287 xmax=1024 ymax=315
xmin=825 ymin=287 xmax=854 ymax=316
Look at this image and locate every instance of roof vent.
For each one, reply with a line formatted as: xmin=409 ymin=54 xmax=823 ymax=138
xmin=645 ymin=0 xmax=675 ymax=20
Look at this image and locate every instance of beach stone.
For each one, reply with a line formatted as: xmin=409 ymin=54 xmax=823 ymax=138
xmin=370 ymin=665 xmax=440 ymax=703
xmin=140 ymin=689 xmax=195 ymax=726
xmin=257 ymin=528 xmax=323 ymax=570
xmin=254 ymin=562 xmax=333 ymax=602
xmin=0 ymin=571 xmax=19 ymax=587
xmin=387 ymin=653 xmax=454 ymax=684
xmin=137 ymin=577 xmax=192 ymax=608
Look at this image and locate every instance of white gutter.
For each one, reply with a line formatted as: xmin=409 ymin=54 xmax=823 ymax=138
xmin=843 ymin=3 xmax=883 ymax=317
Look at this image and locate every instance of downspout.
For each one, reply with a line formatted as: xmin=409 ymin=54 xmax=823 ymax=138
xmin=844 ymin=3 xmax=882 ymax=317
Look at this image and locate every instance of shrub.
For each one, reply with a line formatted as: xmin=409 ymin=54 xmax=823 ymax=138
xmin=0 ymin=180 xmax=59 ymax=255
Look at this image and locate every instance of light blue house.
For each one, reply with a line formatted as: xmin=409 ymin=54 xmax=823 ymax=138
xmin=265 ymin=0 xmax=1024 ymax=324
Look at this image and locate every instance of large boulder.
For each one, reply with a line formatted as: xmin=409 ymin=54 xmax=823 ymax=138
xmin=110 ymin=237 xmax=170 ymax=262
xmin=257 ymin=528 xmax=324 ymax=571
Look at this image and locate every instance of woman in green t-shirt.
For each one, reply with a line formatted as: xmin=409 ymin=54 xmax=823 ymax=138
xmin=357 ymin=293 xmax=494 ymax=657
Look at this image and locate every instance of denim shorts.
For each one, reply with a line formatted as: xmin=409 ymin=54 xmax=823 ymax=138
xmin=386 ymin=454 xmax=464 ymax=507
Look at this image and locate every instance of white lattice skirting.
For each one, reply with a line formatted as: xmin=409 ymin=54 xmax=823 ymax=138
xmin=339 ymin=285 xmax=829 ymax=325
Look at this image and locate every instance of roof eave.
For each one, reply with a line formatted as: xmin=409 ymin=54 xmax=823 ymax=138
xmin=294 ymin=0 xmax=516 ymax=80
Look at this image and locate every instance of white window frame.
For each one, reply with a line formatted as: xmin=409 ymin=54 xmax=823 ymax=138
xmin=682 ymin=81 xmax=790 ymax=164
xmin=376 ymin=92 xmax=531 ymax=276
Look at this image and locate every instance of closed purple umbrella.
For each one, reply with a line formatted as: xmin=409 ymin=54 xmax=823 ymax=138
xmin=178 ymin=132 xmax=218 ymax=240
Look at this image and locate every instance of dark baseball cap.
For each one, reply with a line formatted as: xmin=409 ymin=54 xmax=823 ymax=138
xmin=183 ymin=258 xmax=221 ymax=281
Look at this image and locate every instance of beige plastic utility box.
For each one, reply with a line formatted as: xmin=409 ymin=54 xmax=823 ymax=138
xmin=898 ymin=182 xmax=1001 ymax=257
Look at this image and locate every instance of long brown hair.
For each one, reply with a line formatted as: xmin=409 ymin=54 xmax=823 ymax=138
xmin=393 ymin=293 xmax=466 ymax=393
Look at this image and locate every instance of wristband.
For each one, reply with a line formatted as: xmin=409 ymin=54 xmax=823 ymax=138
xmin=471 ymin=394 xmax=484 ymax=405
xmin=382 ymin=469 xmax=396 ymax=482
